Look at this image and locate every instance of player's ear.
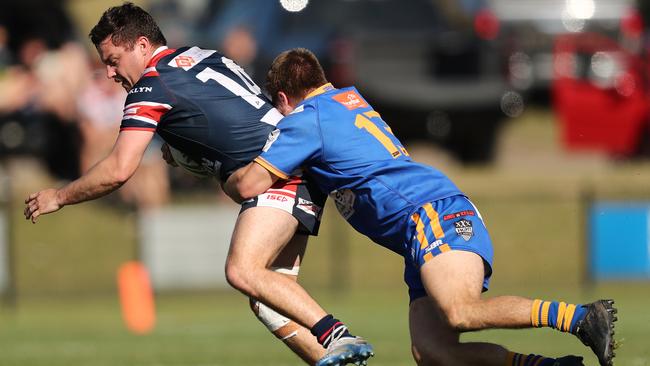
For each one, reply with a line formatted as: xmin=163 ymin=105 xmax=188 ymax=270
xmin=136 ymin=36 xmax=150 ymax=55
xmin=275 ymin=91 xmax=292 ymax=115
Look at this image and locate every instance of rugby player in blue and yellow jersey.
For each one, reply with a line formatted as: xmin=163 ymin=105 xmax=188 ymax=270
xmin=24 ymin=4 xmax=373 ymax=366
xmin=225 ymin=48 xmax=618 ymax=366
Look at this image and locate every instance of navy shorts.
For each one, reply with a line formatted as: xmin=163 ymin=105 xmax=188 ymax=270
xmin=403 ymin=195 xmax=494 ymax=302
xmin=240 ymin=176 xmax=326 ymax=236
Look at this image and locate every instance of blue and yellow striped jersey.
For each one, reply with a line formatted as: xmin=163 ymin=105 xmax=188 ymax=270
xmin=256 ymin=84 xmax=463 ymax=254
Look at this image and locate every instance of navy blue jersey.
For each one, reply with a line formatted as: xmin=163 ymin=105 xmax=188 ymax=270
xmin=121 ymin=46 xmax=283 ymax=180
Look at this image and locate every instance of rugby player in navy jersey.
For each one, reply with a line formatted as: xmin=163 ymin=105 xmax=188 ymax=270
xmin=23 ymin=3 xmax=373 ymax=366
xmin=224 ymin=48 xmax=618 ymax=366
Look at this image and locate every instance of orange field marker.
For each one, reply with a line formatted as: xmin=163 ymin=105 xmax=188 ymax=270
xmin=117 ymin=261 xmax=156 ymax=334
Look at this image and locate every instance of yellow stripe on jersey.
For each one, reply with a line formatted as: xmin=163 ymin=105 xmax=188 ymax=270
xmin=254 ymin=157 xmax=290 ymax=179
xmin=423 ymin=252 xmax=434 ymax=262
xmin=439 ymin=244 xmax=451 ymax=252
xmin=411 ymin=213 xmax=429 ymax=249
xmin=363 ymin=111 xmax=381 ymax=118
xmin=305 ymin=83 xmax=334 ymax=100
xmin=423 ymin=203 xmax=445 ymax=239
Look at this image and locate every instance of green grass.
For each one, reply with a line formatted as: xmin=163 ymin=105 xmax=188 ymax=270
xmin=0 ymin=284 xmax=648 ymax=366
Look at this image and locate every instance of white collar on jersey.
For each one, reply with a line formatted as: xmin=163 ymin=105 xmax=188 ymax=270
xmin=152 ymin=46 xmax=169 ymax=57
xmin=141 ymin=46 xmax=170 ymax=76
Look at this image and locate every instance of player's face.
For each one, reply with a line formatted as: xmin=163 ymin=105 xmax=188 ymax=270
xmin=97 ymin=36 xmax=149 ymax=92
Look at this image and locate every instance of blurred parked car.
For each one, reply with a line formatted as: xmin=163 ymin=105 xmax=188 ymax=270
xmin=206 ymin=0 xmax=517 ymax=163
xmin=492 ymin=0 xmax=636 ymax=100
xmin=550 ymin=1 xmax=650 ymax=157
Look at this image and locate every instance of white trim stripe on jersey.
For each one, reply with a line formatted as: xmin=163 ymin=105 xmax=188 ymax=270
xmin=124 ymin=101 xmax=173 ymax=110
xmin=122 ymin=115 xmax=158 ymax=126
xmin=261 ymin=108 xmax=284 ymax=126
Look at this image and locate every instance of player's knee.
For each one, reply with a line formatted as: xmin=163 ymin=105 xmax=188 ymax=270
xmin=439 ymin=303 xmax=473 ymax=331
xmin=225 ymin=260 xmax=255 ymax=296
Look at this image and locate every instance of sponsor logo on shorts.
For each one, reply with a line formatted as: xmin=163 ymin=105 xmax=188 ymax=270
xmin=332 ymin=91 xmax=368 ymax=110
xmin=265 ymin=194 xmax=290 ymax=202
xmin=423 ymin=239 xmax=443 ymax=253
xmin=330 ymin=189 xmax=355 ymax=219
xmin=454 ymin=219 xmax=473 ymax=241
xmin=258 ymin=190 xmax=295 ymax=213
xmin=443 ymin=210 xmax=475 ymax=221
xmin=296 ymin=197 xmax=322 ymax=218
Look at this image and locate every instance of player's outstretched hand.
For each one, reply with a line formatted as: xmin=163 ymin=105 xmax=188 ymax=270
xmin=24 ymin=189 xmax=62 ymax=224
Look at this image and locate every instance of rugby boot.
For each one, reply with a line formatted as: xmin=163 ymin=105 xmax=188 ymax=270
xmin=574 ymin=299 xmax=617 ymax=366
xmin=553 ymin=355 xmax=584 ymax=366
xmin=315 ymin=334 xmax=374 ymax=366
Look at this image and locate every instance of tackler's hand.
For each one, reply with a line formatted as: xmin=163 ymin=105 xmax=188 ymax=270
xmin=24 ymin=188 xmax=62 ymax=224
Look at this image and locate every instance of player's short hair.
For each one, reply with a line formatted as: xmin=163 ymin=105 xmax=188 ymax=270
xmin=89 ymin=2 xmax=166 ymax=50
xmin=266 ymin=48 xmax=328 ymax=104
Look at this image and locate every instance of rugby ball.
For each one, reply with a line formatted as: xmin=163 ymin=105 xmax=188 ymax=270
xmin=168 ymin=146 xmax=210 ymax=178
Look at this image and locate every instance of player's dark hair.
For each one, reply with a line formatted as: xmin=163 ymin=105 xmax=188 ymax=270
xmin=266 ymin=48 xmax=328 ymax=103
xmin=89 ymin=2 xmax=166 ymax=49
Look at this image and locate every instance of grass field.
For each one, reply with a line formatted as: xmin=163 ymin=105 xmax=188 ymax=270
xmin=2 ymin=109 xmax=649 ymax=365
xmin=0 ymin=284 xmax=649 ymax=366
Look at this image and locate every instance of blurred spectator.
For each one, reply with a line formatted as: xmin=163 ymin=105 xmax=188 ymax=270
xmin=0 ymin=0 xmax=171 ymax=208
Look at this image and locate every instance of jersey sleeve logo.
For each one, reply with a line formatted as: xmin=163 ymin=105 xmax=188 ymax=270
xmin=168 ymin=47 xmax=216 ymax=71
xmin=332 ymin=91 xmax=368 ymax=110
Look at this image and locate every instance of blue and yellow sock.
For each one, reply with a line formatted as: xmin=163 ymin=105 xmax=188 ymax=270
xmin=506 ymin=352 xmax=556 ymax=366
xmin=531 ymin=299 xmax=588 ymax=333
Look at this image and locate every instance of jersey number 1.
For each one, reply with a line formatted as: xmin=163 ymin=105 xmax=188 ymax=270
xmin=195 ymin=57 xmax=265 ymax=109
xmin=355 ymin=111 xmax=409 ymax=158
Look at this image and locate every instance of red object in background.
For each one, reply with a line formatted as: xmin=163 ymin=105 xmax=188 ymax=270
xmin=620 ymin=9 xmax=644 ymax=39
xmin=552 ymin=33 xmax=649 ymax=156
xmin=474 ymin=9 xmax=500 ymax=40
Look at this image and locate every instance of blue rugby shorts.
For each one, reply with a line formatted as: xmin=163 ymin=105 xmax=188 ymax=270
xmin=403 ymin=195 xmax=494 ymax=302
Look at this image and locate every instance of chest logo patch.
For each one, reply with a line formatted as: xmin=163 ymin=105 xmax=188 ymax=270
xmin=333 ymin=91 xmax=368 ymax=110
xmin=174 ymin=56 xmax=195 ymax=68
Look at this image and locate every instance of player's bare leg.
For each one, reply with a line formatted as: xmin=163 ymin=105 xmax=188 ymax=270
xmin=249 ymin=233 xmax=325 ymax=365
xmin=416 ymin=250 xmax=612 ymax=365
xmin=226 ymin=206 xmax=327 ymax=328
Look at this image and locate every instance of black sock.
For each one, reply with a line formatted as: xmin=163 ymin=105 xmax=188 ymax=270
xmin=310 ymin=314 xmax=353 ymax=348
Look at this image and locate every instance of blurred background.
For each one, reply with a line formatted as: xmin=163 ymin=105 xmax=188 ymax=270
xmin=0 ymin=0 xmax=649 ymax=365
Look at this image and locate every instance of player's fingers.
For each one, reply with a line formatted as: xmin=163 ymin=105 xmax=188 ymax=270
xmin=31 ymin=210 xmax=39 ymax=224
xmin=25 ymin=194 xmax=35 ymax=204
